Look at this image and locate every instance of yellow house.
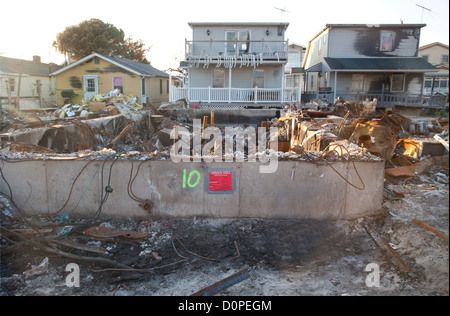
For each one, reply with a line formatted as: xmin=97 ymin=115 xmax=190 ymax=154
xmin=51 ymin=52 xmax=173 ymax=107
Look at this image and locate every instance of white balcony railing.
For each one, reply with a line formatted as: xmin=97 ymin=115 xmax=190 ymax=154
xmin=170 ymin=86 xmax=301 ymax=105
xmin=185 ymin=39 xmax=289 ymax=64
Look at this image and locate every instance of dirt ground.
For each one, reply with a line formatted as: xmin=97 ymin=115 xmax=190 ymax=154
xmin=1 ymin=165 xmax=448 ymax=296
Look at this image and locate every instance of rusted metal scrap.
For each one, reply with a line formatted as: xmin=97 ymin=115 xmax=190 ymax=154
xmin=191 ymin=268 xmax=249 ymax=296
xmin=385 ymin=155 xmax=449 ymax=177
xmin=412 ymin=218 xmax=449 ymax=243
xmin=106 ymin=123 xmax=132 ymax=148
xmin=362 ymin=223 xmax=409 ymax=273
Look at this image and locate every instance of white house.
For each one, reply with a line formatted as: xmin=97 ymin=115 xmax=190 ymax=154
xmin=0 ymin=56 xmax=62 ymax=110
xmin=170 ymin=22 xmax=299 ymax=108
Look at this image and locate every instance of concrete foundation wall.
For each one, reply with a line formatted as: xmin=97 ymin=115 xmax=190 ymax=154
xmin=174 ymin=109 xmax=280 ymax=125
xmin=0 ymin=159 xmax=384 ymax=220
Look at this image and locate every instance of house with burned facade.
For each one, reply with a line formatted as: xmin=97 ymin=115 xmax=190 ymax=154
xmin=0 ymin=55 xmax=61 ymax=110
xmin=170 ymin=22 xmax=299 ymax=108
xmin=51 ymin=53 xmax=174 ymax=107
xmin=302 ymin=24 xmax=437 ymax=107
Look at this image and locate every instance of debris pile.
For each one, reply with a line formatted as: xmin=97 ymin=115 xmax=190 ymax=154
xmin=53 ymin=89 xmax=143 ymax=119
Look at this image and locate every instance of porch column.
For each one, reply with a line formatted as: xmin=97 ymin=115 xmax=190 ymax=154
xmin=188 ymin=68 xmax=191 ymax=102
xmin=333 ymin=71 xmax=337 ymax=102
xmin=168 ymin=74 xmax=172 ymax=102
xmin=228 ymin=68 xmax=232 ymax=104
xmin=298 ymin=73 xmax=303 ymax=103
xmin=281 ymin=65 xmax=285 ymax=103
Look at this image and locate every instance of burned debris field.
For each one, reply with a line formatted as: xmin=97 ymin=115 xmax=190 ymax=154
xmin=0 ymin=91 xmax=449 ymax=296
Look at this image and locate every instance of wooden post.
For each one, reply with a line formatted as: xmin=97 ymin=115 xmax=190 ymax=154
xmin=202 ymin=116 xmax=208 ymax=138
xmin=210 ymin=110 xmax=214 ymax=127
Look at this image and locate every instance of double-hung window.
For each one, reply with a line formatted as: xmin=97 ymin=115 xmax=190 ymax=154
xmin=252 ymin=69 xmax=264 ymax=88
xmin=212 ymin=69 xmax=225 ymax=88
xmin=351 ymin=74 xmax=365 ymax=92
xmin=380 ymin=31 xmax=394 ymax=52
xmin=391 ymin=73 xmax=405 ymax=92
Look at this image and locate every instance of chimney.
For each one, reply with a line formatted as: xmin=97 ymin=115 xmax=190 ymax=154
xmin=33 ymin=55 xmax=41 ymax=63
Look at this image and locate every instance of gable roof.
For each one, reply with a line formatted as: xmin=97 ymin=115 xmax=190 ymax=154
xmin=419 ymin=42 xmax=449 ymax=51
xmin=323 ymin=57 xmax=437 ymax=72
xmin=50 ymin=53 xmax=169 ymax=77
xmin=325 ymin=23 xmax=426 ymax=29
xmin=0 ymin=56 xmax=62 ymax=76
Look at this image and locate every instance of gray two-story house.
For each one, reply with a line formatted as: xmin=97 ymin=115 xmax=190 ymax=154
xmin=302 ymin=24 xmax=437 ymax=107
xmin=170 ymin=22 xmax=299 ymax=108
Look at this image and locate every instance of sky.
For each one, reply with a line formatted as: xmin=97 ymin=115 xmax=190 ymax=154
xmin=0 ymin=0 xmax=448 ymax=71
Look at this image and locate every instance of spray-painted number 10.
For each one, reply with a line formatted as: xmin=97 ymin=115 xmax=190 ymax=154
xmin=183 ymin=169 xmax=201 ymax=188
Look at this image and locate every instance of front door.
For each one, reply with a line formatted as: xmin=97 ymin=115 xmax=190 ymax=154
xmin=83 ymin=75 xmax=99 ymax=100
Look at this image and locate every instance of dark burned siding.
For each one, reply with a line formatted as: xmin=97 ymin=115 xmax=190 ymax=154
xmin=329 ymin=27 xmax=421 ymax=58
xmin=334 ymin=72 xmax=423 ymax=94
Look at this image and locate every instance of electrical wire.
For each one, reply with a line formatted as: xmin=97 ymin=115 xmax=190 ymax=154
xmin=0 ymin=166 xmax=13 ymax=201
xmin=92 ymin=155 xmax=118 ymax=222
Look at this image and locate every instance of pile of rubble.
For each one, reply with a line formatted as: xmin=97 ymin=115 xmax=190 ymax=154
xmin=52 ymin=89 xmax=143 ymax=120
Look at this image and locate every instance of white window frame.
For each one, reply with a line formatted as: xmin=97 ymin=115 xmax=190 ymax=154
xmin=380 ymin=31 xmax=394 ymax=52
xmin=112 ymin=76 xmax=124 ymax=93
xmin=225 ymin=30 xmax=251 ymax=56
xmin=252 ymin=69 xmax=265 ymax=88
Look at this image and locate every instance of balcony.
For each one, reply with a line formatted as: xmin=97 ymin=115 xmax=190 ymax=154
xmin=185 ymin=39 xmax=289 ymax=67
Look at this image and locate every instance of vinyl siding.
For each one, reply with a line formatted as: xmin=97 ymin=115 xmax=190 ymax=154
xmin=328 ymin=27 xmax=420 ymax=58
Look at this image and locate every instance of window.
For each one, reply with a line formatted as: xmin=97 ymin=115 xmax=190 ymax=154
xmin=112 ymin=77 xmax=123 ymax=93
xmin=94 ymin=58 xmax=100 ymax=64
xmin=422 ymin=55 xmax=429 ymax=62
xmin=8 ymin=78 xmax=16 ymax=93
xmin=442 ymin=55 xmax=449 ymax=64
xmin=167 ymin=80 xmax=169 ymax=94
xmin=35 ymin=80 xmax=42 ymax=95
xmin=351 ymin=74 xmax=365 ymax=92
xmin=226 ymin=31 xmax=250 ymax=55
xmin=212 ymin=69 xmax=225 ymax=88
xmin=87 ymin=78 xmax=96 ymax=92
xmin=391 ymin=73 xmax=405 ymax=92
xmin=424 ymin=77 xmax=448 ymax=90
xmin=160 ymin=79 xmax=163 ymax=94
xmin=252 ymin=69 xmax=264 ymax=88
xmin=288 ymin=51 xmax=301 ymax=68
xmin=380 ymin=31 xmax=394 ymax=52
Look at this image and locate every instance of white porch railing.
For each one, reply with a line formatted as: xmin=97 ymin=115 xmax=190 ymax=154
xmin=171 ymin=86 xmax=301 ymax=104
